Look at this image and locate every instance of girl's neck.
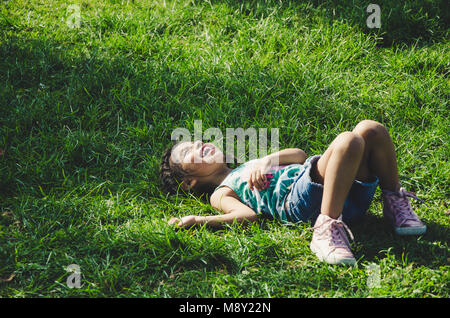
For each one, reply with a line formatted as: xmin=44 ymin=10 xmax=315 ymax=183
xmin=209 ymin=166 xmax=233 ymax=187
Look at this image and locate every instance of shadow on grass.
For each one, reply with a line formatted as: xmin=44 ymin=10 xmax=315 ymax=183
xmin=0 ymin=35 xmax=196 ymax=197
xmin=351 ymin=213 xmax=449 ymax=269
xmin=207 ymin=0 xmax=449 ymax=47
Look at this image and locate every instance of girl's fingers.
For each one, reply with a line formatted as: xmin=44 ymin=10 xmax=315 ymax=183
xmin=252 ymin=171 xmax=257 ymax=190
xmin=255 ymin=170 xmax=263 ymax=190
xmin=168 ymin=217 xmax=180 ymax=225
xmin=248 ymin=169 xmax=267 ymax=191
xmin=248 ymin=172 xmax=254 ymax=190
xmin=251 ymin=170 xmax=260 ymax=190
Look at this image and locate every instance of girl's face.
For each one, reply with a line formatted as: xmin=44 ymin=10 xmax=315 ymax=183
xmin=170 ymin=140 xmax=225 ymax=178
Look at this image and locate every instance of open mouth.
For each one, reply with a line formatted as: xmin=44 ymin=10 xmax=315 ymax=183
xmin=201 ymin=143 xmax=215 ymax=157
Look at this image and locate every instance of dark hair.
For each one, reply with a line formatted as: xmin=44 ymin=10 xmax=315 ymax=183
xmin=159 ymin=143 xmax=187 ymax=195
xmin=159 ymin=142 xmax=237 ymax=198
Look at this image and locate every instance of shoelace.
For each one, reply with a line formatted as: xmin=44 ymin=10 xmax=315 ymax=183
xmin=383 ymin=187 xmax=424 ymax=225
xmin=378 ymin=186 xmax=425 ymax=203
xmin=330 ymin=219 xmax=354 ymax=247
xmin=312 ymin=218 xmax=354 ymax=247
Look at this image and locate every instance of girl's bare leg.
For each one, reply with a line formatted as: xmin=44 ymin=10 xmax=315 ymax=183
xmin=352 ymin=120 xmax=400 ymax=192
xmin=312 ymin=120 xmax=401 ymax=220
xmin=312 ymin=132 xmax=366 ymax=219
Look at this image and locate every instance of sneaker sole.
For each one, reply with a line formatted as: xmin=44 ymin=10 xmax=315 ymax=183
xmin=395 ymin=225 xmax=427 ymax=236
xmin=310 ymin=242 xmax=356 ymax=266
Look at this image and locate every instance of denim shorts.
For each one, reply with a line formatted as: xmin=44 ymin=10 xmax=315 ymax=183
xmin=284 ymin=155 xmax=379 ymax=225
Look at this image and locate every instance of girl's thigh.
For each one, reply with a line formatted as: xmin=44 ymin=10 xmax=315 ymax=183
xmin=286 ymin=156 xmax=379 ymax=224
xmin=315 ymin=132 xmax=372 ymax=184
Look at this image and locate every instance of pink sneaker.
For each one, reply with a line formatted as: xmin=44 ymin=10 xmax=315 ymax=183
xmin=310 ymin=214 xmax=356 ymax=265
xmin=382 ymin=187 xmax=426 ymax=235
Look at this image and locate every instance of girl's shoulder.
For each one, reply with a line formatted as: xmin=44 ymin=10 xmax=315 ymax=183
xmin=210 ymin=185 xmax=241 ymax=208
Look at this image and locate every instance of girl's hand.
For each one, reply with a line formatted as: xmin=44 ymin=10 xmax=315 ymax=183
xmin=246 ymin=157 xmax=273 ymax=191
xmin=168 ymin=215 xmax=198 ymax=228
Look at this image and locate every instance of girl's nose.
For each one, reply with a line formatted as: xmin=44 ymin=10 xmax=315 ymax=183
xmin=194 ymin=140 xmax=203 ymax=149
xmin=193 ymin=140 xmax=203 ymax=159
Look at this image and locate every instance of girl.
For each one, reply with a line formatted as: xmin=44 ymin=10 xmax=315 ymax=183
xmin=160 ymin=120 xmax=426 ymax=265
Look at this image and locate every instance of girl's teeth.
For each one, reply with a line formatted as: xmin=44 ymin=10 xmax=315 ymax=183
xmin=202 ymin=144 xmax=214 ymax=157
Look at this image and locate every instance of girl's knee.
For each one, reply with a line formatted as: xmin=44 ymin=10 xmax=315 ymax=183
xmin=353 ymin=120 xmax=388 ymax=142
xmin=335 ymin=132 xmax=365 ymax=156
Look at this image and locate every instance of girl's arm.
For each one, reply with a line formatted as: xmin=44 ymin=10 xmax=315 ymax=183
xmin=168 ymin=149 xmax=307 ymax=228
xmin=247 ymin=148 xmax=307 ymax=191
xmin=265 ymin=148 xmax=307 ymax=166
xmin=168 ymin=187 xmax=258 ymax=229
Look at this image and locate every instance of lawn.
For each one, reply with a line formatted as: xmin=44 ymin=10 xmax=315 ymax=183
xmin=0 ymin=0 xmax=448 ymax=298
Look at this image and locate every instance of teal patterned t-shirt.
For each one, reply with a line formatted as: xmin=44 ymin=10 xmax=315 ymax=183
xmin=213 ymin=159 xmax=304 ymax=223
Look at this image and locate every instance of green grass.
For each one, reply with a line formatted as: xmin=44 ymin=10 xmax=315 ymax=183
xmin=0 ymin=0 xmax=449 ymax=297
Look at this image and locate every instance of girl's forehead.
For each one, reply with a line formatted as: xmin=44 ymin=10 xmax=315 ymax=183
xmin=174 ymin=141 xmax=192 ymax=149
xmin=171 ymin=141 xmax=193 ymax=164
xmin=173 ymin=141 xmax=192 ymax=153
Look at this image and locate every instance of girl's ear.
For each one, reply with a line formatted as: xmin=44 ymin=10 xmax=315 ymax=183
xmin=182 ymin=178 xmax=198 ymax=191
